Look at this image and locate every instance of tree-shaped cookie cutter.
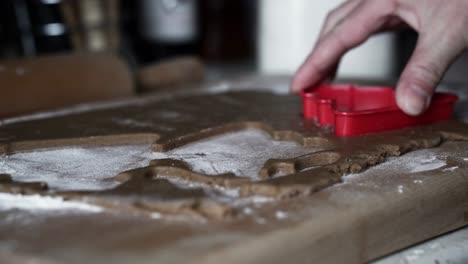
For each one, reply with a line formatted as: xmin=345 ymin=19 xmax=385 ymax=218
xmin=301 ymin=84 xmax=458 ymax=136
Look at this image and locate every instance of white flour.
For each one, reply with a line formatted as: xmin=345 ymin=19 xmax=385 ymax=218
xmin=442 ymin=166 xmax=459 ymax=172
xmin=275 ymin=210 xmax=288 ymax=220
xmin=0 ymin=193 xmax=102 ymax=213
xmin=409 ymin=156 xmax=447 ymax=173
xmin=344 ymin=148 xmax=448 ymax=183
xmin=0 ymin=145 xmax=155 ymax=191
xmin=0 ymin=129 xmax=317 ymax=191
xmin=161 ymin=129 xmax=316 ymax=179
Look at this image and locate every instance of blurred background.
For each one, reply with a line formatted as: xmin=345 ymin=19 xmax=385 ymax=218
xmin=0 ymin=0 xmax=467 ymax=118
xmin=0 ymin=0 xmax=406 ymax=75
xmin=0 ymin=0 xmax=256 ymax=68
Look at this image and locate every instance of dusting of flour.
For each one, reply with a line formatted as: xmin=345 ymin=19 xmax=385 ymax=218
xmin=0 ymin=129 xmax=317 ymax=191
xmin=0 ymin=193 xmax=102 ymax=213
xmin=409 ymin=156 xmax=446 ymax=173
xmin=343 ymin=148 xmax=448 ymax=184
xmin=0 ymin=145 xmax=156 ymax=191
xmin=158 ymin=129 xmax=316 ymax=179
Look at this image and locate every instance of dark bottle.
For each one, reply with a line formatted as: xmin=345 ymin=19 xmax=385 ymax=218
xmin=26 ymin=0 xmax=71 ymax=54
xmin=199 ymin=0 xmax=256 ymax=63
xmin=138 ymin=0 xmax=199 ymax=63
xmin=0 ymin=1 xmax=25 ymax=58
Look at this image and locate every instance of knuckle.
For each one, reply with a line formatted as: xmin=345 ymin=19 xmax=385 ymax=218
xmin=325 ymin=0 xmax=360 ymax=25
xmin=405 ymin=63 xmax=442 ymax=90
xmin=323 ymin=13 xmax=334 ymax=27
xmin=327 ymin=9 xmax=338 ymax=20
xmin=324 ymin=7 xmax=341 ymax=26
xmin=445 ymin=25 xmax=468 ymax=49
xmin=334 ymin=23 xmax=367 ymax=49
xmin=305 ymin=52 xmax=331 ymax=76
xmin=334 ymin=32 xmax=352 ymax=50
xmin=369 ymin=0 xmax=399 ymax=17
xmin=310 ymin=61 xmax=328 ymax=76
xmin=415 ymin=63 xmax=442 ymax=80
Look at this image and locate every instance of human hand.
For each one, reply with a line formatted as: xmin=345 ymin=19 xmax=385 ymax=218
xmin=291 ymin=0 xmax=468 ymax=115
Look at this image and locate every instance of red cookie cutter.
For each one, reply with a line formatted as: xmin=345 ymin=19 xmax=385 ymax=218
xmin=301 ymin=84 xmax=458 ymax=136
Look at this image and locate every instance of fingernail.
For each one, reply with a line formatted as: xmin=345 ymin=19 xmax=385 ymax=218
xmin=403 ymin=86 xmax=431 ymax=116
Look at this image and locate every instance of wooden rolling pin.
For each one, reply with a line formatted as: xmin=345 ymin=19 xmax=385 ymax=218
xmin=0 ymin=53 xmax=205 ymax=118
xmin=0 ymin=53 xmax=134 ymax=117
xmin=137 ymin=56 xmax=205 ymax=93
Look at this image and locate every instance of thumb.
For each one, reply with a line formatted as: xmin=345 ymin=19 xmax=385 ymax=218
xmin=396 ymin=33 xmax=465 ymax=116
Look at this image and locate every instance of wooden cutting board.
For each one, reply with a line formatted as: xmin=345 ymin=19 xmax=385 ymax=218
xmin=0 ymin=89 xmax=467 ymax=264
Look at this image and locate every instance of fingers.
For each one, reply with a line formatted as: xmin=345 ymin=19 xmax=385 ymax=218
xmin=316 ymin=0 xmax=363 ymax=84
xmin=395 ymin=32 xmax=465 ymax=115
xmin=292 ymin=0 xmax=397 ymax=93
xmin=319 ymin=0 xmax=362 ymax=38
